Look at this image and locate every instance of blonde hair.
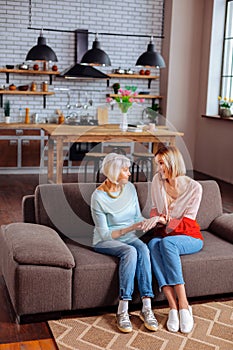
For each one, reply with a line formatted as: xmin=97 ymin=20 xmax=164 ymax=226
xmin=155 ymin=146 xmax=186 ymax=178
xmin=101 ymin=153 xmax=131 ymax=183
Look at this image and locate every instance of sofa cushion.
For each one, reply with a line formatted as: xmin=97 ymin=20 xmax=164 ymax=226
xmin=196 ymin=181 xmax=223 ymax=229
xmin=181 ymin=231 xmax=233 ymax=297
xmin=65 ymin=239 xmax=120 ymax=310
xmin=34 ymin=183 xmax=96 ymax=246
xmin=1 ymin=223 xmax=75 ymax=269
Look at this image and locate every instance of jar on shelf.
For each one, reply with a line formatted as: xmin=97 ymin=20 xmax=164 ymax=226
xmin=31 ymin=81 xmax=37 ymax=92
xmin=42 ymin=81 xmax=48 ymax=92
xmin=43 ymin=61 xmax=48 ymax=71
xmin=25 ymin=108 xmax=30 ymax=124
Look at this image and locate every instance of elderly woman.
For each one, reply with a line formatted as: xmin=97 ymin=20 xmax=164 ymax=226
xmin=141 ymin=146 xmax=203 ymax=334
xmin=91 ymin=153 xmax=158 ymax=333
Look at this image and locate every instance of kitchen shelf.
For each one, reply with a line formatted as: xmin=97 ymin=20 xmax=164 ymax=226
xmin=0 ymin=68 xmax=60 ymax=84
xmin=107 ymin=74 xmax=159 ymax=89
xmin=0 ymin=90 xmax=54 ymax=95
xmin=0 ymin=90 xmax=55 ymax=109
xmin=107 ymin=94 xmax=163 ymax=99
xmin=107 ymin=94 xmax=163 ymax=108
xmin=108 ymin=94 xmax=162 ymax=99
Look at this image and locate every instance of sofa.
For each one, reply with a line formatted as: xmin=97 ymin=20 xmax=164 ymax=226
xmin=0 ymin=180 xmax=233 ymax=323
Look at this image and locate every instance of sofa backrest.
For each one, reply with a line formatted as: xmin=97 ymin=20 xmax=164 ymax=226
xmin=33 ymin=179 xmax=222 ymax=246
xmin=34 ymin=183 xmax=97 ymax=246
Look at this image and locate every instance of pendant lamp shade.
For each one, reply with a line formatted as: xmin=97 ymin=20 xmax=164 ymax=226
xmin=81 ymin=34 xmax=111 ymax=66
xmin=26 ymin=30 xmax=58 ymax=62
xmin=136 ymin=37 xmax=165 ymax=68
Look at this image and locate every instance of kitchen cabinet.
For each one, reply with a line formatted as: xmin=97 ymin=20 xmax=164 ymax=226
xmin=0 ymin=129 xmax=18 ymax=167
xmin=0 ymin=128 xmax=47 ymax=171
xmin=21 ymin=129 xmax=41 ymax=167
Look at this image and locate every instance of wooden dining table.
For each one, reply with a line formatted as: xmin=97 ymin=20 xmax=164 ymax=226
xmin=41 ymin=123 xmax=184 ymax=183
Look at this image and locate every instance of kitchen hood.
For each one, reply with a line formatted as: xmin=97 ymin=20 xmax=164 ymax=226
xmin=60 ymin=63 xmax=109 ymax=79
xmin=59 ymin=29 xmax=109 ymax=79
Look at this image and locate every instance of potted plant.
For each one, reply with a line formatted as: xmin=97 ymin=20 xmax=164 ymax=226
xmin=143 ymin=102 xmax=160 ymax=124
xmin=4 ymin=100 xmax=11 ymax=123
xmin=218 ymin=96 xmax=232 ymax=118
xmin=112 ymin=82 xmax=120 ymax=94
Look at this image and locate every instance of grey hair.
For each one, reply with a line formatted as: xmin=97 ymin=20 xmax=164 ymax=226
xmin=101 ymin=153 xmax=131 ymax=183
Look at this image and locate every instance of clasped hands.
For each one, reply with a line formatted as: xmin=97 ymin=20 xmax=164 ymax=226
xmin=122 ymin=215 xmax=168 ymax=237
xmin=139 ymin=215 xmax=168 ymax=233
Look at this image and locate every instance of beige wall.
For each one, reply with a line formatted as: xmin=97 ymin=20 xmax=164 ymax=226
xmin=195 ymin=0 xmax=233 ymax=184
xmin=162 ymin=0 xmax=233 ymax=184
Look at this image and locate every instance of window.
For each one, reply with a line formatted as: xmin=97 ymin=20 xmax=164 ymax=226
xmin=220 ymin=0 xmax=233 ymax=99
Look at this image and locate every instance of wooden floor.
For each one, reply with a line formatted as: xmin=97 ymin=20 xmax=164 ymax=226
xmin=0 ymin=172 xmax=232 ymax=349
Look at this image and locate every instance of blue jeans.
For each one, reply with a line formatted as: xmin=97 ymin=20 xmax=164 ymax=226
xmin=148 ymin=235 xmax=203 ymax=290
xmin=94 ymin=238 xmax=154 ymax=300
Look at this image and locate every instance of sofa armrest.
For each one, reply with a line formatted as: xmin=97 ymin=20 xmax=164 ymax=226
xmin=22 ymin=195 xmax=36 ymax=223
xmin=1 ymin=223 xmax=75 ymax=269
xmin=209 ymin=213 xmax=233 ymax=244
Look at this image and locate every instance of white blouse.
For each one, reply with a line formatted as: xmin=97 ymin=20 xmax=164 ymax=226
xmin=151 ymin=173 xmax=202 ymax=221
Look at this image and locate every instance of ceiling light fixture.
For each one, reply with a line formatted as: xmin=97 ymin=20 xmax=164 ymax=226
xmin=136 ymin=36 xmax=165 ymax=68
xmin=81 ymin=33 xmax=111 ymax=66
xmin=25 ymin=29 xmax=58 ymax=62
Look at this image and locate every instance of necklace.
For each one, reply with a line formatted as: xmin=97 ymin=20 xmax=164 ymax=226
xmin=104 ymin=179 xmax=124 ymax=199
xmin=106 ymin=186 xmax=124 ymax=199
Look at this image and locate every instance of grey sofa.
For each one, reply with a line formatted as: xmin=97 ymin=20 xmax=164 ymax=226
xmin=0 ymin=180 xmax=233 ymax=323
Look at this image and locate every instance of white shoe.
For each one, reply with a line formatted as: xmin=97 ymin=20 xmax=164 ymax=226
xmin=167 ymin=309 xmax=179 ymax=332
xmin=179 ymin=305 xmax=194 ymax=333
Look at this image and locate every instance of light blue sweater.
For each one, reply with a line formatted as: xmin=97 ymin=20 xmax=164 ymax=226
xmin=91 ymin=182 xmax=144 ymax=246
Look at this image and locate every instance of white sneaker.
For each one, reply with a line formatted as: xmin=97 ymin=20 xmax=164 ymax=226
xmin=167 ymin=309 xmax=179 ymax=332
xmin=179 ymin=305 xmax=194 ymax=333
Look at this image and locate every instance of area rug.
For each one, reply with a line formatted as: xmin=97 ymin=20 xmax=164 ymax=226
xmin=48 ymin=300 xmax=233 ymax=350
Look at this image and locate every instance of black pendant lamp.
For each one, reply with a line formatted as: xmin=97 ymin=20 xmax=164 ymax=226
xmin=26 ymin=30 xmax=58 ymax=61
xmin=136 ymin=36 xmax=165 ymax=68
xmin=81 ymin=33 xmax=111 ymax=66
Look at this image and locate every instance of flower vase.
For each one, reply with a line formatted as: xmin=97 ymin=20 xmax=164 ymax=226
xmin=120 ymin=112 xmax=128 ymax=132
xmin=118 ymin=102 xmax=132 ymax=132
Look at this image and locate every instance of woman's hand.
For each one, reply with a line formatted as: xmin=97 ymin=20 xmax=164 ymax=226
xmin=141 ymin=217 xmax=160 ymax=232
xmin=132 ymin=221 xmax=143 ymax=231
xmin=112 ymin=221 xmax=143 ymax=239
xmin=158 ymin=215 xmax=167 ymax=225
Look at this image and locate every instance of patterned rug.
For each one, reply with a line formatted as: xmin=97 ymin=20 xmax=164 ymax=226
xmin=48 ymin=300 xmax=233 ymax=350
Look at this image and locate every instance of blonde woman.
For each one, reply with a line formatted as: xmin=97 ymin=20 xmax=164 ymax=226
xmin=142 ymin=146 xmax=203 ymax=334
xmin=91 ymin=153 xmax=158 ymax=333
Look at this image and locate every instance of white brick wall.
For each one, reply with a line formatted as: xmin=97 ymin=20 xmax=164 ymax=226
xmin=0 ymin=0 xmax=164 ymax=124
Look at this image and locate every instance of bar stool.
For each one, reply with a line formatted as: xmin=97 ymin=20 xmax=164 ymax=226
xmin=107 ymin=143 xmax=129 ymax=155
xmin=131 ymin=152 xmax=154 ymax=182
xmin=84 ymin=152 xmax=107 ymax=182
